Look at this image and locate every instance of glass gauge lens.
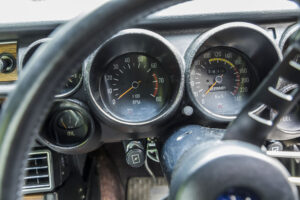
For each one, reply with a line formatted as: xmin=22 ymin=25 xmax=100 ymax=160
xmin=189 ymin=47 xmax=254 ymax=118
xmin=100 ymin=53 xmax=171 ymax=122
xmin=22 ymin=40 xmax=82 ymax=97
xmin=53 ymin=109 xmax=89 ymax=145
xmin=57 ymin=71 xmax=82 ymax=96
xmin=274 ymin=84 xmax=300 ymax=133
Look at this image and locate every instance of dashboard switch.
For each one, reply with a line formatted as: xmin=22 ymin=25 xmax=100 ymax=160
xmin=124 ymin=141 xmax=145 ymax=168
xmin=267 ymin=141 xmax=283 ymax=151
xmin=0 ymin=53 xmax=16 ymax=73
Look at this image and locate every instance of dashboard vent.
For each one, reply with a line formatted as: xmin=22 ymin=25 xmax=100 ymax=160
xmin=22 ymin=150 xmax=54 ymax=194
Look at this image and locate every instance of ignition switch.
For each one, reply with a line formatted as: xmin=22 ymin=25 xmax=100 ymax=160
xmin=124 ymin=140 xmax=145 ymax=168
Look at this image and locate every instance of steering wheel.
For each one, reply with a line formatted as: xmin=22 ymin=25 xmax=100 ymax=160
xmin=0 ymin=0 xmax=299 ymax=200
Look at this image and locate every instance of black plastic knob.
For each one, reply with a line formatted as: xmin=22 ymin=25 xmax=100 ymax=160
xmin=124 ymin=141 xmax=145 ymax=168
xmin=0 ymin=53 xmax=16 ymax=73
xmin=126 ymin=148 xmax=145 ymax=168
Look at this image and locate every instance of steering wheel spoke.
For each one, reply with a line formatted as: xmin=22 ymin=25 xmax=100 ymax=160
xmin=224 ymin=43 xmax=300 ymax=146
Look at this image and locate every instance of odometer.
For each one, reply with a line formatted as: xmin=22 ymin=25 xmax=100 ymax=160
xmin=100 ymin=53 xmax=171 ymax=122
xmin=189 ymin=47 xmax=255 ymax=120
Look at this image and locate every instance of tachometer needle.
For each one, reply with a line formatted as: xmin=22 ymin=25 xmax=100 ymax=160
xmin=118 ymin=81 xmax=141 ymax=100
xmin=205 ymin=74 xmax=223 ymax=95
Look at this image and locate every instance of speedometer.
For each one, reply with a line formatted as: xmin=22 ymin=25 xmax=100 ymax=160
xmin=100 ymin=53 xmax=171 ymax=122
xmin=188 ymin=47 xmax=256 ymax=120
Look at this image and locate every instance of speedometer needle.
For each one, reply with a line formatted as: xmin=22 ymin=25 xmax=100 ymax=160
xmin=118 ymin=81 xmax=141 ymax=100
xmin=205 ymin=74 xmax=223 ymax=95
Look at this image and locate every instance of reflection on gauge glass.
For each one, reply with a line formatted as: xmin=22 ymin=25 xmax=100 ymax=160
xmin=274 ymin=84 xmax=300 ymax=133
xmin=56 ymin=70 xmax=82 ymax=97
xmin=100 ymin=53 xmax=171 ymax=122
xmin=189 ymin=47 xmax=255 ymax=119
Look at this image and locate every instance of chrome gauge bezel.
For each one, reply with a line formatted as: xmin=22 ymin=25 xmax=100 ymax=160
xmin=21 ymin=38 xmax=83 ymax=98
xmin=38 ymin=99 xmax=99 ymax=154
xmin=279 ymin=23 xmax=300 ymax=53
xmin=84 ymin=28 xmax=185 ymax=130
xmin=21 ymin=38 xmax=52 ymax=70
xmin=185 ymin=22 xmax=282 ymax=122
xmin=54 ymin=69 xmax=83 ymax=98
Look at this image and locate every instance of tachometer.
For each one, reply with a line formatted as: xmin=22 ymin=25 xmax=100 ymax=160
xmin=100 ymin=53 xmax=171 ymax=122
xmin=86 ymin=29 xmax=184 ymax=130
xmin=189 ymin=47 xmax=256 ymax=120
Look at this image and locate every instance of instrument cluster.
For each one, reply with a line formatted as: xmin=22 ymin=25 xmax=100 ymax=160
xmin=85 ymin=22 xmax=282 ymax=128
xmin=21 ymin=22 xmax=300 ymax=153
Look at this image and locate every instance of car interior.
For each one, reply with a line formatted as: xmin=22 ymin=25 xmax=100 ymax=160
xmin=1 ymin=0 xmax=300 ymax=199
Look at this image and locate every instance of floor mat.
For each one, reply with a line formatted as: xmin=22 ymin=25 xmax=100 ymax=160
xmin=127 ymin=177 xmax=169 ymax=200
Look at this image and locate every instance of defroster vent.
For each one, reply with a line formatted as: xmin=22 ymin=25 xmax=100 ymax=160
xmin=22 ymin=150 xmax=54 ymax=194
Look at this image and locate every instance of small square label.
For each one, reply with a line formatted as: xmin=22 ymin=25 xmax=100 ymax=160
xmin=131 ymin=154 xmax=140 ymax=164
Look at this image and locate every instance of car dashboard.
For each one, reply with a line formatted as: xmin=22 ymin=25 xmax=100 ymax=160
xmin=1 ymin=0 xmax=300 ymax=199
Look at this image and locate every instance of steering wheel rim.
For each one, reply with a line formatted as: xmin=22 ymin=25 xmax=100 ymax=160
xmin=1 ymin=0 xmax=299 ymax=199
xmin=0 ymin=1 xmax=184 ymax=199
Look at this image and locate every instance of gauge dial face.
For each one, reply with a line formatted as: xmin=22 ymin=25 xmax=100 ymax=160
xmin=53 ymin=109 xmax=89 ymax=145
xmin=189 ymin=47 xmax=254 ymax=119
xmin=57 ymin=71 xmax=82 ymax=96
xmin=100 ymin=53 xmax=171 ymax=122
xmin=274 ymin=84 xmax=300 ymax=133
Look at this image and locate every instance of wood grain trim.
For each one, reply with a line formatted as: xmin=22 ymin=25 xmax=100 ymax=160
xmin=23 ymin=194 xmax=44 ymax=200
xmin=0 ymin=41 xmax=18 ymax=82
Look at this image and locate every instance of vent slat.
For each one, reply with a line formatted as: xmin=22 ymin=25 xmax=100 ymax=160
xmin=23 ymin=184 xmax=50 ymax=189
xmin=25 ymin=166 xmax=48 ymax=170
xmin=24 ymin=174 xmax=49 ymax=180
xmin=27 ymin=156 xmax=47 ymax=161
